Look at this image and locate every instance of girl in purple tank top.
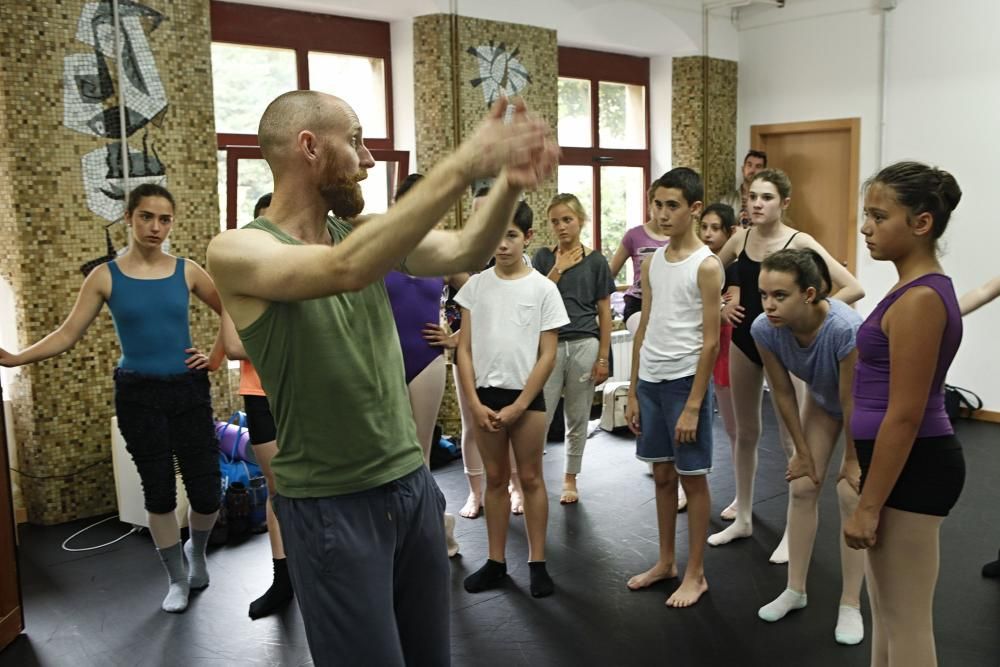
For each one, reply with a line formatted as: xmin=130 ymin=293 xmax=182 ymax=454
xmin=845 ymin=161 xmax=965 ymax=667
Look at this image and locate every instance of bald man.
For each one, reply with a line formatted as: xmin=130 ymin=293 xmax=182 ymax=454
xmin=207 ymin=91 xmax=556 ymax=666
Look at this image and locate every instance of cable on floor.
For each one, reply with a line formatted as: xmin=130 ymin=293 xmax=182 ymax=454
xmin=61 ymin=514 xmax=139 ymax=552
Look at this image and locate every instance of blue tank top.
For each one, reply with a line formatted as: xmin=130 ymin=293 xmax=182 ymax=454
xmin=107 ymin=258 xmax=192 ymax=375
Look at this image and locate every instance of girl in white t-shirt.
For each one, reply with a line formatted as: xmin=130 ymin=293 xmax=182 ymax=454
xmin=455 ymin=204 xmax=569 ymax=598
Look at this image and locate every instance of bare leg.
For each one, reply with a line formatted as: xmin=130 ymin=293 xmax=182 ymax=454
xmin=628 ymin=462 xmax=679 ymax=590
xmin=866 ymin=508 xmax=943 ymax=667
xmin=508 ymin=412 xmax=548 ymax=561
xmin=509 ymin=444 xmax=524 ymax=515
xmin=247 ymin=439 xmax=294 ymax=619
xmin=477 ymin=427 xmax=514 ymax=563
xmin=455 ymin=363 xmax=484 ymax=519
xmin=708 ymin=345 xmax=762 ymax=546
xmin=668 ymin=473 xmax=710 ymax=608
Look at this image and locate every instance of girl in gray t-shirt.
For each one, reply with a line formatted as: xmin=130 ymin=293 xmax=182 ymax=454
xmin=750 ymin=249 xmax=867 ymax=646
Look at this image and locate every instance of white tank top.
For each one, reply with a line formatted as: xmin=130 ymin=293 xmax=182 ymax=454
xmin=639 ymin=244 xmax=719 ymax=382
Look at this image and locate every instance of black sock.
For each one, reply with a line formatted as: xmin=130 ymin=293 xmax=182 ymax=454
xmin=983 ymin=551 xmax=1000 ymax=578
xmin=464 ymin=559 xmax=507 ymax=593
xmin=529 ymin=561 xmax=554 ymax=598
xmin=249 ymin=558 xmax=294 ymax=619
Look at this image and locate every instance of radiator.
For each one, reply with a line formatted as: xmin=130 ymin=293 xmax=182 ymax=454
xmin=111 ymin=416 xmax=189 ymax=529
xmin=609 ymin=329 xmax=634 ymax=383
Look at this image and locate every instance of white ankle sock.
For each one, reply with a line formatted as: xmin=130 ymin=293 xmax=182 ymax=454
xmin=758 ymin=588 xmax=807 ymax=622
xmin=835 ymin=605 xmax=864 ymax=645
xmin=707 ymin=521 xmax=752 ymax=546
xmin=769 ymin=531 xmax=790 ymax=564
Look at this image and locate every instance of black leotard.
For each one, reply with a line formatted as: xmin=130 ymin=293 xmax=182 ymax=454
xmin=730 ymin=229 xmax=800 ymax=366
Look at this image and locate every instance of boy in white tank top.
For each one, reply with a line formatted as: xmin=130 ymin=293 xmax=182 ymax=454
xmin=625 ymin=168 xmax=723 ymax=608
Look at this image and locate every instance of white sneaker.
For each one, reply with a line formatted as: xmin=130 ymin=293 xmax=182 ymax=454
xmin=444 ymin=513 xmax=460 ymax=557
xmin=677 ymin=485 xmax=688 ymax=512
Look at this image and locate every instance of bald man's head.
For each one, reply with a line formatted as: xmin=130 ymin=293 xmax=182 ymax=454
xmin=258 ymin=90 xmax=350 ymax=167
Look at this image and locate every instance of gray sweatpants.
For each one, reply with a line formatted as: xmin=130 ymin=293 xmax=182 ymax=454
xmin=272 ymin=465 xmax=450 ymax=667
xmin=542 ymin=337 xmax=599 ymax=475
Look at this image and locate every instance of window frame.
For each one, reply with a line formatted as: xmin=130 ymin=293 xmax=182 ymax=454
xmin=211 ymin=1 xmax=404 ymax=229
xmin=558 ymin=47 xmax=651 ymax=259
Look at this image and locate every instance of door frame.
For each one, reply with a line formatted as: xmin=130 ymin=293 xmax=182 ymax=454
xmin=750 ymin=117 xmax=861 ymax=275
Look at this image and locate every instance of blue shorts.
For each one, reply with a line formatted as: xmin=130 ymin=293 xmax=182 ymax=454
xmin=636 ymin=376 xmax=714 ymax=475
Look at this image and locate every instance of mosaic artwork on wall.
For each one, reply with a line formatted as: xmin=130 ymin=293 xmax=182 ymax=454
xmin=63 ymin=0 xmax=169 ymax=222
xmin=468 ymin=41 xmax=532 ymax=108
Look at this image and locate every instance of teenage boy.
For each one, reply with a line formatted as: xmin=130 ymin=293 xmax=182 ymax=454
xmin=455 ymin=202 xmax=569 ymax=598
xmin=625 ymin=168 xmax=722 ymax=608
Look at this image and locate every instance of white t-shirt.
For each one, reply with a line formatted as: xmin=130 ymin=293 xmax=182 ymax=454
xmin=454 ymin=268 xmax=569 ymax=390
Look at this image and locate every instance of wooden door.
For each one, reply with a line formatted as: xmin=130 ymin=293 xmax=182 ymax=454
xmin=750 ymin=118 xmax=860 ymax=274
xmin=0 ymin=386 xmax=23 ymax=651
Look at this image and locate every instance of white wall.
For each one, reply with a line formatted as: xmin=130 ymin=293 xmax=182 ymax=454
xmin=738 ymin=0 xmax=1000 ymax=410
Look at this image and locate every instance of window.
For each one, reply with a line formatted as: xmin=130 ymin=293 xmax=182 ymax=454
xmin=210 ymin=2 xmax=407 ymax=230
xmin=557 ymin=48 xmax=650 ymax=286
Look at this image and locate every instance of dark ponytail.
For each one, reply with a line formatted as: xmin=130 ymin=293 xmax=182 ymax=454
xmin=125 ymin=183 xmax=175 ymax=217
xmin=864 ymin=161 xmax=961 ymax=239
xmin=761 ymin=248 xmax=831 ymax=301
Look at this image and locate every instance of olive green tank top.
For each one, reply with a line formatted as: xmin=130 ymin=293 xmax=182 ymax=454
xmin=239 ymin=216 xmax=424 ymax=497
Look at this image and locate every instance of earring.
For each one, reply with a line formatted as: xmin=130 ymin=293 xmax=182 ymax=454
xmin=804 ymin=299 xmax=810 ymax=304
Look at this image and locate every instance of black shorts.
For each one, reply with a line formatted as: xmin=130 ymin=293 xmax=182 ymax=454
xmin=475 ymin=386 xmax=545 ymax=413
xmin=622 ymin=294 xmax=642 ymax=322
xmin=243 ymin=394 xmax=277 ymax=445
xmin=856 ymin=435 xmax=965 ymax=517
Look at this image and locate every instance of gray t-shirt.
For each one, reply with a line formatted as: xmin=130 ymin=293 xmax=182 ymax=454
xmin=750 ymin=299 xmax=862 ymax=418
xmin=532 ymin=247 xmax=615 ymax=341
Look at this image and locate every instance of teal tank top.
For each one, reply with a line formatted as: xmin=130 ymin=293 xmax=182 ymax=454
xmin=107 ymin=257 xmax=192 ymax=375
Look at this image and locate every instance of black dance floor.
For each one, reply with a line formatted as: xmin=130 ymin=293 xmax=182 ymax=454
xmin=3 ymin=401 xmax=999 ymax=666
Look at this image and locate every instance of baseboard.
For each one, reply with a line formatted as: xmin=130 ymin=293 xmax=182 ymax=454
xmin=14 ymin=508 xmax=26 ymax=524
xmin=970 ymin=409 xmax=1000 ymax=424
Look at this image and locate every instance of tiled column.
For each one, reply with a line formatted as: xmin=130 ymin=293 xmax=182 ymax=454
xmin=0 ymin=0 xmax=234 ymax=524
xmin=672 ymin=56 xmax=738 ymax=205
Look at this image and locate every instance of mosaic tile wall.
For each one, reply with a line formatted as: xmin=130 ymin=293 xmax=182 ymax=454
xmin=671 ymin=56 xmax=738 ymax=206
xmin=0 ymin=0 xmax=236 ymax=524
xmin=413 ymin=14 xmax=558 ymax=434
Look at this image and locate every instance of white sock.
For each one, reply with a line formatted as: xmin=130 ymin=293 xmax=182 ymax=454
xmin=758 ymin=588 xmax=807 ymax=622
xmin=835 ymin=605 xmax=864 ymax=645
xmin=769 ymin=530 xmax=790 ymax=564
xmin=708 ymin=521 xmax=752 ymax=546
xmin=444 ymin=513 xmax=460 ymax=558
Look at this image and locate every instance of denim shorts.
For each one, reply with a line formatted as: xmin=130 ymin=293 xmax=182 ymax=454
xmin=636 ymin=376 xmax=714 ymax=475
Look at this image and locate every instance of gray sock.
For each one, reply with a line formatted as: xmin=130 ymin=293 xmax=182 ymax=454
xmin=183 ymin=528 xmax=212 ymax=589
xmin=156 ymin=542 xmax=190 ymax=613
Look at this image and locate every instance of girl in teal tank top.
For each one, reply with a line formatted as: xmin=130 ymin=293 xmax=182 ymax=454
xmin=0 ymin=184 xmax=226 ymax=614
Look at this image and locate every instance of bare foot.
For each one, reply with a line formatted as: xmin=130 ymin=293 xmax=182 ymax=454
xmin=707 ymin=522 xmax=752 ymax=546
xmin=720 ymin=499 xmax=738 ymax=521
xmin=666 ymin=575 xmax=708 ymax=608
xmin=510 ymin=489 xmax=524 ymax=515
xmin=559 ymin=487 xmax=579 ymax=504
xmin=627 ymin=563 xmax=678 ymax=590
xmin=459 ymin=494 xmax=482 ymax=519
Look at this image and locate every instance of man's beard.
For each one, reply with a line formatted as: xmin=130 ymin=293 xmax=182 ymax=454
xmin=321 ymin=172 xmax=366 ymax=219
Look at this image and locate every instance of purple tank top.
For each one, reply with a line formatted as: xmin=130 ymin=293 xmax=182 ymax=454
xmin=851 ymin=274 xmax=962 ymax=439
xmin=384 ymin=271 xmax=445 ymax=384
